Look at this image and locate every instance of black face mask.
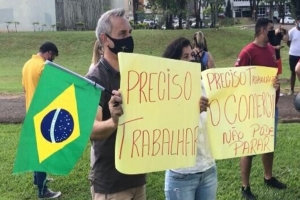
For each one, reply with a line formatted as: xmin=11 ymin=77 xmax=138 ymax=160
xmin=47 ymin=56 xmax=54 ymax=62
xmin=105 ymin=34 xmax=134 ymax=54
xmin=267 ymin=30 xmax=275 ymax=42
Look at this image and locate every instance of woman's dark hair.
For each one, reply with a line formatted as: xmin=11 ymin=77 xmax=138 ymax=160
xmin=162 ymin=37 xmax=191 ymax=60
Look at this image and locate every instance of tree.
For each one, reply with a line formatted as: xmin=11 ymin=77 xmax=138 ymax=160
xmin=42 ymin=24 xmax=47 ymax=31
xmin=51 ymin=24 xmax=56 ymax=31
xmin=151 ymin=0 xmax=177 ymax=29
xmin=205 ymin=0 xmax=225 ymax=28
xmin=225 ymin=0 xmax=232 ymax=18
xmin=145 ymin=0 xmax=162 ymax=26
xmin=290 ymin=0 xmax=300 ymax=16
xmin=264 ymin=0 xmax=284 ymax=22
xmin=32 ymin=22 xmax=39 ymax=32
xmin=5 ymin=21 xmax=13 ymax=33
xmin=249 ymin=0 xmax=261 ymax=21
xmin=14 ymin=21 xmax=20 ymax=32
xmin=149 ymin=0 xmax=189 ymax=29
xmin=193 ymin=0 xmax=201 ymax=28
xmin=133 ymin=0 xmax=139 ymax=24
xmin=268 ymin=0 xmax=274 ymax=20
xmin=274 ymin=0 xmax=286 ymax=24
xmin=176 ymin=0 xmax=188 ymax=29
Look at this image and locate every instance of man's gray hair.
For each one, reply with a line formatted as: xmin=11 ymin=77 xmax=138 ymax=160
xmin=95 ymin=8 xmax=125 ymax=45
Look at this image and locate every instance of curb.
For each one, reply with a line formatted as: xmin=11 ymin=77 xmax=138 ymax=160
xmin=279 ymin=118 xmax=300 ymax=123
xmin=1 ymin=118 xmax=300 ymax=124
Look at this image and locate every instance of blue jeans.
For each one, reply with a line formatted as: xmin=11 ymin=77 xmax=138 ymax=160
xmin=164 ymin=165 xmax=217 ymax=200
xmin=33 ymin=171 xmax=47 ymax=195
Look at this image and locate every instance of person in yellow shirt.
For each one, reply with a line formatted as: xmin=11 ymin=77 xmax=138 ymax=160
xmin=22 ymin=42 xmax=61 ymax=199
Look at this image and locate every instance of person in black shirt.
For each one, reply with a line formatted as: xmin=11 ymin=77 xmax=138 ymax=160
xmin=86 ymin=8 xmax=146 ymax=200
xmin=269 ymin=25 xmax=288 ymax=96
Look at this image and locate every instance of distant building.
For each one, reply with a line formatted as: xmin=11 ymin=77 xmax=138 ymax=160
xmin=110 ymin=0 xmax=146 ymax=20
xmin=0 ymin=0 xmax=56 ymax=32
xmin=55 ymin=0 xmax=104 ymax=30
xmin=231 ymin=0 xmax=291 ymax=18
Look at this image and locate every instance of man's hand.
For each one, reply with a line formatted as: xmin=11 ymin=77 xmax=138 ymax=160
xmin=109 ymin=90 xmax=123 ymax=125
xmin=274 ymin=45 xmax=281 ymax=50
xmin=199 ymin=96 xmax=209 ymax=113
xmin=273 ymin=76 xmax=280 ymax=91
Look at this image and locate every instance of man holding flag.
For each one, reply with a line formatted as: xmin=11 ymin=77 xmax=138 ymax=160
xmin=21 ymin=42 xmax=62 ymax=199
xmin=86 ymin=8 xmax=146 ymax=200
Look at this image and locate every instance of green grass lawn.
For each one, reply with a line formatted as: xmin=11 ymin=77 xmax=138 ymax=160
xmin=1 ymin=123 xmax=300 ymax=200
xmin=0 ymin=28 xmax=297 ymax=199
xmin=0 ymin=28 xmax=292 ymax=94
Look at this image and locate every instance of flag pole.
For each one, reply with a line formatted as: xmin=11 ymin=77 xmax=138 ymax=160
xmin=45 ymin=61 xmax=113 ymax=95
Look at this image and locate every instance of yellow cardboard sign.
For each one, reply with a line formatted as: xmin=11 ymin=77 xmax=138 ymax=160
xmin=202 ymin=66 xmax=277 ymax=159
xmin=115 ymin=53 xmax=201 ymax=174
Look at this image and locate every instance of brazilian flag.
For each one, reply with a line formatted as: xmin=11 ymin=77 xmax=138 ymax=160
xmin=13 ymin=61 xmax=102 ymax=175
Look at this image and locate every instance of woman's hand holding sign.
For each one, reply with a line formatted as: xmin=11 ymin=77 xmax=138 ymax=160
xmin=200 ymin=96 xmax=209 ymax=113
xmin=272 ymin=75 xmax=280 ymax=91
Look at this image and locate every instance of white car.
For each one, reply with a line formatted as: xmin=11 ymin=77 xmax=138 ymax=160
xmin=143 ymin=19 xmax=154 ymax=24
xmin=174 ymin=21 xmax=186 ymax=29
xmin=280 ymin=16 xmax=295 ymax=24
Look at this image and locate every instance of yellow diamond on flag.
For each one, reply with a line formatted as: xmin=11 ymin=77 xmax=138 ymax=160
xmin=33 ymin=84 xmax=80 ymax=163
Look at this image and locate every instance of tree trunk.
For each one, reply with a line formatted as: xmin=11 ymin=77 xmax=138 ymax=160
xmin=133 ymin=0 xmax=139 ymax=24
xmin=279 ymin=2 xmax=285 ymax=25
xmin=194 ymin=0 xmax=200 ymax=28
xmin=179 ymin=13 xmax=183 ymax=29
xmin=269 ymin=1 xmax=274 ymax=20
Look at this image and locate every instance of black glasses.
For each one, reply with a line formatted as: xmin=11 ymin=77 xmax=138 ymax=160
xmin=191 ymin=50 xmax=203 ymax=58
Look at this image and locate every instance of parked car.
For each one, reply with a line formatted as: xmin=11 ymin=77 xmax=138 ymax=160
xmin=143 ymin=19 xmax=157 ymax=29
xmin=218 ymin=13 xmax=226 ymax=19
xmin=174 ymin=21 xmax=186 ymax=29
xmin=143 ymin=19 xmax=153 ymax=24
xmin=204 ymin=15 xmax=210 ymax=20
xmin=191 ymin=21 xmax=209 ymax=28
xmin=280 ymin=16 xmax=295 ymax=24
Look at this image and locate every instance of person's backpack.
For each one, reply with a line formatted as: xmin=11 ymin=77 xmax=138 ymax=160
xmin=199 ymin=52 xmax=208 ymax=71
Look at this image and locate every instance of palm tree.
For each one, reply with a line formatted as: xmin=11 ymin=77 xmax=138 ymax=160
xmin=5 ymin=21 xmax=13 ymax=33
xmin=14 ymin=21 xmax=20 ymax=32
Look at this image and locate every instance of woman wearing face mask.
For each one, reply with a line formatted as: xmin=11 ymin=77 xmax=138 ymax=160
xmin=268 ymin=25 xmax=288 ymax=77
xmin=192 ymin=31 xmax=216 ymax=71
xmin=268 ymin=25 xmax=287 ymax=97
xmin=163 ymin=37 xmax=218 ymax=200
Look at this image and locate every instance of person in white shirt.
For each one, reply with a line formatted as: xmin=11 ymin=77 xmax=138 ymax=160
xmin=162 ymin=37 xmax=217 ymax=200
xmin=287 ymin=16 xmax=300 ymax=95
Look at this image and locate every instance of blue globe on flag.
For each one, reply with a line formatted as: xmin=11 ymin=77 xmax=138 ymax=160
xmin=40 ymin=108 xmax=74 ymax=143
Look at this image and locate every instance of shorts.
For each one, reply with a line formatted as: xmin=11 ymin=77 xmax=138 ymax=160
xmin=277 ymin=58 xmax=282 ymax=75
xmin=289 ymin=55 xmax=300 ymax=72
